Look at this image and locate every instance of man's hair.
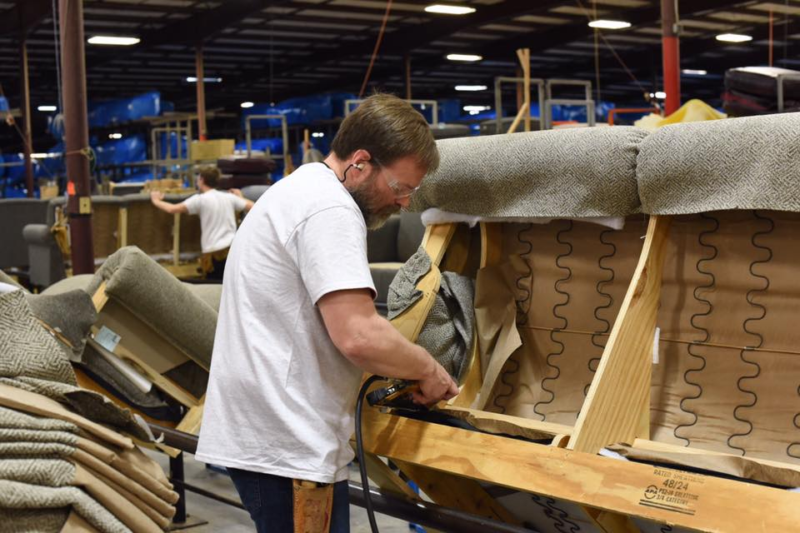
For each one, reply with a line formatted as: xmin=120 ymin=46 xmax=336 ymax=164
xmin=331 ymin=93 xmax=439 ymax=173
xmin=198 ymin=166 xmax=221 ymax=188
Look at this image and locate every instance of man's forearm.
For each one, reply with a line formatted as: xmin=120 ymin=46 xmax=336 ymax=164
xmin=345 ymin=315 xmax=435 ymax=381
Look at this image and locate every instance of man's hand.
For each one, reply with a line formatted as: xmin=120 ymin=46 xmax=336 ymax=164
xmin=150 ymin=191 xmax=165 ymax=203
xmin=412 ymin=361 xmax=459 ymax=406
xmin=229 ymin=188 xmax=243 ymax=198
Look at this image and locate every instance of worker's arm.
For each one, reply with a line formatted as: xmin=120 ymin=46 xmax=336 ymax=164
xmin=318 ymin=288 xmax=459 ymax=405
xmin=229 ymin=188 xmax=255 ymax=212
xmin=150 ymin=191 xmax=189 ymax=215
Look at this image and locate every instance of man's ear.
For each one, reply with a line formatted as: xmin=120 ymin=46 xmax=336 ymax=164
xmin=350 ymin=149 xmax=372 ymax=168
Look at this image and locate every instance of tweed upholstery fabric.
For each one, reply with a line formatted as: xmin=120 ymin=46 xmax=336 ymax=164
xmin=0 ymin=458 xmax=76 ymax=487
xmin=90 ymin=246 xmax=216 ymax=370
xmin=0 ymin=428 xmax=78 ymax=445
xmin=410 ymin=127 xmax=647 ymax=218
xmin=40 ymin=274 xmax=94 ymax=296
xmin=25 ymin=289 xmax=97 ymax=361
xmin=0 ymin=406 xmax=77 ymax=434
xmin=0 ymin=270 xmax=22 ymax=289
xmin=0 ymin=291 xmax=75 ymax=385
xmin=0 ymin=508 xmax=69 ymax=533
xmin=388 ymin=248 xmax=475 ymax=382
xmin=638 ymin=112 xmax=800 ymax=214
xmin=0 ymin=480 xmax=130 ymax=533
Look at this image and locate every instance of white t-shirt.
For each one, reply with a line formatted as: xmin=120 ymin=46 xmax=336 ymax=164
xmin=182 ymin=189 xmax=248 ymax=253
xmin=195 ymin=163 xmax=376 ymax=484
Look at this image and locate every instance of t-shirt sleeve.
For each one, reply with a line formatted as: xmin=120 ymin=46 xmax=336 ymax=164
xmin=286 ymin=206 xmax=376 ymax=304
xmin=182 ymin=194 xmax=201 ymax=215
xmin=230 ymin=194 xmax=248 ymax=212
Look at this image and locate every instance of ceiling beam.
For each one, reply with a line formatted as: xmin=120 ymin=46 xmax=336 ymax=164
xmin=0 ymin=0 xmax=52 ymax=36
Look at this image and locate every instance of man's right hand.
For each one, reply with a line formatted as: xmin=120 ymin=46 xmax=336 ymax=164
xmin=150 ymin=191 xmax=165 ymax=203
xmin=412 ymin=361 xmax=459 ymax=406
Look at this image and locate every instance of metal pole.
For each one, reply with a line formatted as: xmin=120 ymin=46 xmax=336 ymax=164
xmin=170 ymin=453 xmax=187 ymax=524
xmin=19 ymin=35 xmax=35 ymax=198
xmin=195 ymin=44 xmax=207 ymax=141
xmin=494 ymin=77 xmax=503 ymax=135
xmin=661 ymin=0 xmax=681 ymax=116
xmin=59 ymin=0 xmax=94 ymax=274
xmin=404 ymin=55 xmax=412 ymax=100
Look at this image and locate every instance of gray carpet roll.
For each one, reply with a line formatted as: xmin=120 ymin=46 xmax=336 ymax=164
xmin=410 ymin=126 xmax=647 ymax=218
xmin=638 ymin=112 xmax=800 ymax=215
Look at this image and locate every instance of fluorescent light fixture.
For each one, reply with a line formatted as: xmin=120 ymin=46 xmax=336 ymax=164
xmin=87 ymin=35 xmax=140 ymax=46
xmin=109 ymin=133 xmax=123 ymax=140
xmin=32 ymin=153 xmax=58 ymax=158
xmin=588 ymin=20 xmax=631 ymax=30
xmin=311 ymin=132 xmax=324 ymax=138
xmin=463 ymin=105 xmax=490 ymax=115
xmin=240 ymin=101 xmax=254 ymax=108
xmin=716 ymin=33 xmax=752 ymax=43
xmin=37 ymin=105 xmax=57 ymax=112
xmin=682 ymin=69 xmax=708 ymax=76
xmin=185 ymin=77 xmax=222 ymax=83
xmin=447 ymin=53 xmax=483 ymax=62
xmin=649 ymin=91 xmax=667 ymax=99
xmin=455 ymin=85 xmax=487 ymax=92
xmin=425 ymin=5 xmax=476 ymax=15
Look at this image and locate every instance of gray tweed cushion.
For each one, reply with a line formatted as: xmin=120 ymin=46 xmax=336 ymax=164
xmin=638 ymin=112 xmax=800 ymax=214
xmin=0 ymin=480 xmax=129 ymax=533
xmin=410 ymin=127 xmax=647 ymax=217
xmin=0 ymin=508 xmax=69 ymax=533
xmin=90 ymin=246 xmax=216 ymax=370
xmin=388 ymin=247 xmax=475 ymax=383
xmin=25 ymin=290 xmax=97 ymax=361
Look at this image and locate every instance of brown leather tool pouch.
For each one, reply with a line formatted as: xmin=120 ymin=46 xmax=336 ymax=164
xmin=292 ymin=479 xmax=333 ymax=533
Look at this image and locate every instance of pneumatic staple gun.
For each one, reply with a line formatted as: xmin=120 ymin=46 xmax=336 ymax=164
xmin=365 ymin=379 xmax=425 ymax=410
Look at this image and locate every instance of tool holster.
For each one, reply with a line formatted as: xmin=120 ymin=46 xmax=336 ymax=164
xmin=292 ymin=479 xmax=333 ymax=533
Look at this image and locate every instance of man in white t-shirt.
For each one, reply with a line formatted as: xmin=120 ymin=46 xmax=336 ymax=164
xmin=150 ymin=166 xmax=253 ymax=280
xmin=196 ymin=94 xmax=458 ymax=532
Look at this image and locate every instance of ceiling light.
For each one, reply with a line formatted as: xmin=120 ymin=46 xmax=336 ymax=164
xmin=37 ymin=105 xmax=57 ymax=112
xmin=109 ymin=133 xmax=122 ymax=139
xmin=186 ymin=77 xmax=222 ymax=83
xmin=649 ymin=91 xmax=667 ymax=99
xmin=588 ymin=20 xmax=631 ymax=30
xmin=87 ymin=36 xmax=140 ymax=46
xmin=425 ymin=5 xmax=476 ymax=15
xmin=240 ymin=101 xmax=254 ymax=108
xmin=716 ymin=33 xmax=752 ymax=43
xmin=447 ymin=54 xmax=483 ymax=62
xmin=682 ymin=69 xmax=708 ymax=76
xmin=455 ymin=85 xmax=487 ymax=92
xmin=463 ymin=105 xmax=490 ymax=115
xmin=312 ymin=132 xmax=324 ymax=138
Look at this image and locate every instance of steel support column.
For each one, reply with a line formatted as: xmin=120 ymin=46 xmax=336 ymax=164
xmin=195 ymin=44 xmax=207 ymax=141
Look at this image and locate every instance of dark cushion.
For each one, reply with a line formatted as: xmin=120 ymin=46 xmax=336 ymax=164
xmin=396 ymin=212 xmax=425 ymax=262
xmin=367 ymin=215 xmax=400 ymax=263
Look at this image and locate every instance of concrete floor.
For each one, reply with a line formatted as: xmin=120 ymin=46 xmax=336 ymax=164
xmin=149 ymin=451 xmax=416 ymax=533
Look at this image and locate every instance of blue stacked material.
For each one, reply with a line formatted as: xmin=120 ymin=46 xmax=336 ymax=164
xmin=0 ymin=96 xmax=9 ymax=112
xmin=437 ymin=99 xmax=461 ymax=123
xmin=235 ymin=138 xmax=284 ymax=155
xmin=89 ymin=91 xmax=161 ymax=128
xmin=35 ymin=142 xmax=65 ymax=179
xmin=95 ymin=134 xmax=147 ymax=167
xmin=243 ymin=93 xmax=356 ymax=129
xmin=3 ymin=154 xmax=24 ymax=184
xmin=158 ymin=131 xmax=187 ymax=159
xmin=162 ymin=101 xmax=175 ymax=114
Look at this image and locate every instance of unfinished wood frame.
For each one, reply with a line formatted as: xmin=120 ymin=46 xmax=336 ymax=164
xmin=363 ymin=214 xmax=800 ymax=532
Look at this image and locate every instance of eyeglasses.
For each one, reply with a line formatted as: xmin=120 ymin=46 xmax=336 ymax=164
xmin=370 ymin=161 xmax=420 ymax=199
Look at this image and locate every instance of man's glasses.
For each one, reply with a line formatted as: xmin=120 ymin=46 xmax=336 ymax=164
xmin=369 ymin=161 xmax=420 ymax=199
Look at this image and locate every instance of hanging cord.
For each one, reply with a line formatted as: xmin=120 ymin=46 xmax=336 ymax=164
xmin=359 ymin=0 xmax=394 ymax=98
xmin=355 ymin=375 xmax=387 ymax=533
xmin=574 ymin=0 xmax=650 ymax=97
xmin=51 ymin=0 xmax=64 ymax=114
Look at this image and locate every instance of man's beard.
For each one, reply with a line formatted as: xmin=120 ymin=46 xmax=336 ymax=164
xmin=349 ymin=172 xmax=400 ymax=229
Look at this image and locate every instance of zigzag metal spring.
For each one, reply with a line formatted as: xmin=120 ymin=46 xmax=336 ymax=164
xmin=790 ymin=384 xmax=800 ymax=460
xmin=515 ymin=223 xmax=534 ymax=326
xmin=530 ymin=494 xmax=582 ymax=533
xmin=585 ymin=227 xmax=616 ymax=397
xmin=660 ymin=525 xmax=674 ymax=533
xmin=534 ymin=220 xmax=573 ymax=421
xmin=674 ymin=214 xmax=719 ymax=447
xmin=491 ymin=224 xmax=534 ymax=414
xmin=728 ymin=211 xmax=773 ymax=456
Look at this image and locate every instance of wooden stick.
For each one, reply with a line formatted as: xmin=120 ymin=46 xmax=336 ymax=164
xmin=506 ymin=101 xmax=529 ymax=134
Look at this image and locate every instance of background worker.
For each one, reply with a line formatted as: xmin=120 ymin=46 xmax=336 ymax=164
xmin=150 ymin=166 xmax=253 ymax=280
xmin=195 ymin=94 xmax=458 ymax=533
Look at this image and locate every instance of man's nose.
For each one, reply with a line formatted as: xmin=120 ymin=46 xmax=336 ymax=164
xmin=396 ymin=196 xmax=411 ymax=209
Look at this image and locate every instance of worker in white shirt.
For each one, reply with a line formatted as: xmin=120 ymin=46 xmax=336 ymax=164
xmin=150 ymin=166 xmax=253 ymax=280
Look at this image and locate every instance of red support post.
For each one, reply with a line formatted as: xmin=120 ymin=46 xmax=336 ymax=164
xmin=19 ymin=35 xmax=35 ymax=198
xmin=661 ymin=0 xmax=681 ymax=116
xmin=60 ymin=0 xmax=95 ymax=274
xmin=195 ymin=44 xmax=207 ymax=142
